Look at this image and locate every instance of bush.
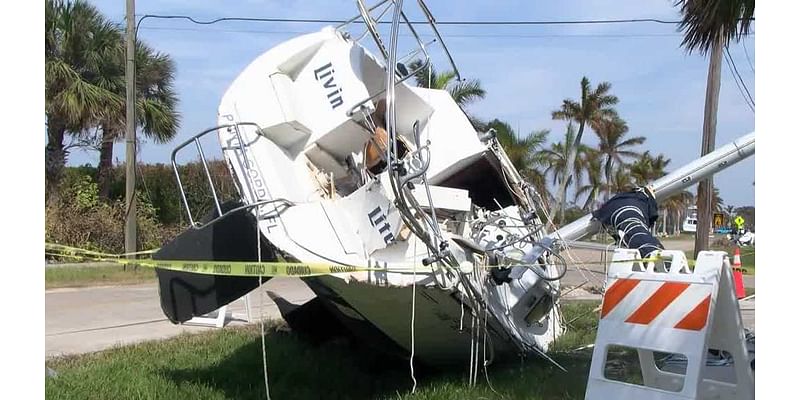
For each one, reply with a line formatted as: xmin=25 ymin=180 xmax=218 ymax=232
xmin=105 ymin=161 xmax=239 ymax=225
xmin=45 ymin=173 xmax=182 ymax=256
xmin=47 ymin=157 xmax=244 ymax=259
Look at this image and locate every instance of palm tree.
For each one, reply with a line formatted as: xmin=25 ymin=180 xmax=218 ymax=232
xmin=407 ymin=59 xmax=485 ymax=129
xmin=629 ymin=151 xmax=672 ymax=234
xmin=97 ymin=40 xmax=180 ymax=199
xmin=542 ymin=123 xmax=592 ymax=219
xmin=46 ymin=0 xmax=123 ymax=195
xmin=629 ymin=151 xmax=671 ymax=186
xmin=675 ymin=0 xmax=755 ymax=54
xmin=574 ymin=149 xmax=604 ymax=211
xmin=551 ymin=76 xmax=619 ymax=222
xmin=407 ymin=59 xmax=485 ymax=108
xmin=607 ymin=165 xmax=635 ymax=194
xmin=724 ymin=204 xmax=736 ymax=225
xmin=662 ymin=190 xmax=695 ymax=234
xmin=485 ymin=119 xmax=550 ymax=200
xmin=710 ymin=186 xmax=724 ymax=212
xmin=675 ymin=0 xmax=754 ymax=255
xmin=595 ymin=117 xmax=646 ymax=200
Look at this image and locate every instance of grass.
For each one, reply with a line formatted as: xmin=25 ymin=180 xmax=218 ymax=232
xmin=709 ymin=245 xmax=756 ymax=275
xmin=661 ymin=233 xmax=696 ymax=241
xmin=46 ymin=265 xmax=156 ymax=289
xmin=46 ymin=301 xmax=616 ymax=400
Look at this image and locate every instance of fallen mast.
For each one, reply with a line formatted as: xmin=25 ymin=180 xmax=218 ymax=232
xmin=548 ymin=132 xmax=755 ymax=248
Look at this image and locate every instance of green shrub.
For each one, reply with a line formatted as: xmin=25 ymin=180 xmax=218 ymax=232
xmin=47 ymin=160 xmax=239 ymax=257
xmin=104 ymin=161 xmax=239 ymax=225
xmin=45 ymin=172 xmax=182 ymax=256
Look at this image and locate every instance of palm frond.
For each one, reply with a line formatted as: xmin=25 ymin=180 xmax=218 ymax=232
xmin=434 ymin=70 xmax=456 ymax=91
xmin=448 ymin=79 xmax=486 ymax=107
xmin=551 ymin=100 xmax=581 ymax=121
xmin=408 ymin=58 xmax=437 ymax=88
xmin=675 ymin=0 xmax=755 ymax=55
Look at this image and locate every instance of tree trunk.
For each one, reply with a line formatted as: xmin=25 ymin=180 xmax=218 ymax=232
xmin=693 ymin=32 xmax=723 ymax=258
xmin=669 ymin=209 xmax=674 ymax=235
xmin=557 ymin=122 xmax=585 ymax=223
xmin=604 ymin=157 xmax=613 ymax=201
xmin=97 ymin=126 xmax=116 ymax=201
xmin=45 ymin=119 xmax=67 ymax=200
xmin=669 ymin=210 xmax=677 ymax=236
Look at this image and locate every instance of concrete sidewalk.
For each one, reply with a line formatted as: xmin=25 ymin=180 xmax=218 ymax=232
xmin=45 ymin=278 xmax=315 ymax=357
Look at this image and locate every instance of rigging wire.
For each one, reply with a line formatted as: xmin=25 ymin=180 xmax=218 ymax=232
xmin=481 ymin=284 xmax=501 ymax=397
xmin=533 ymin=191 xmax=606 ymax=290
xmin=255 ymin=203 xmax=272 ymax=400
xmin=409 ymin=239 xmax=418 ymax=393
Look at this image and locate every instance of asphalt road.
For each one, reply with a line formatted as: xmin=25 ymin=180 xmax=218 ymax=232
xmin=560 ymin=239 xmax=755 ymax=289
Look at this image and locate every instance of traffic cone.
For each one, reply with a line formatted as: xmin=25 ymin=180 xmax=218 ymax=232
xmin=732 ymin=247 xmax=746 ymax=299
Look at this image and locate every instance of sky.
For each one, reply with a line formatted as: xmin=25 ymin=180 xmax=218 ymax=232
xmin=70 ymin=0 xmax=756 ymax=208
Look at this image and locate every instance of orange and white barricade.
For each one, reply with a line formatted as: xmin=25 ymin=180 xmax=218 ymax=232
xmin=585 ymin=249 xmax=754 ymax=400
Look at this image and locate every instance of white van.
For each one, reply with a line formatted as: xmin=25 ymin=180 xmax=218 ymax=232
xmin=682 ymin=216 xmax=698 ymax=233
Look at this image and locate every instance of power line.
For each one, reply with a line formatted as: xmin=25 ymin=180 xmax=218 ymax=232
xmin=722 ymin=47 xmax=754 ymax=113
xmin=138 ymin=25 xmax=686 ymax=39
xmin=136 ymin=14 xmax=692 ymax=29
xmin=741 ymin=40 xmax=755 ymax=72
xmin=723 ymin=55 xmax=754 ymax=113
xmin=724 ymin=46 xmax=755 ymax=108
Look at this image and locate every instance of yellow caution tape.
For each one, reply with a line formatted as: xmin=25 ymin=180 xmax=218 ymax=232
xmin=45 ymin=243 xmax=158 ymax=259
xmin=46 ymin=242 xmax=749 ymax=278
xmin=46 ymin=244 xmax=396 ymax=277
xmin=132 ymin=258 xmax=376 ymax=277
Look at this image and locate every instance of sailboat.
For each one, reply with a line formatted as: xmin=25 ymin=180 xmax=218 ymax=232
xmin=152 ymin=0 xmax=755 ymax=367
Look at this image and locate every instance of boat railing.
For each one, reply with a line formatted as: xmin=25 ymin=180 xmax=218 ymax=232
xmin=340 ymin=0 xmax=460 ymax=118
xmin=170 ymin=122 xmax=292 ymax=229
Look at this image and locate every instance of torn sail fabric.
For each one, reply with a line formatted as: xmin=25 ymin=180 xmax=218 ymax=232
xmin=592 ymin=187 xmax=663 ymax=257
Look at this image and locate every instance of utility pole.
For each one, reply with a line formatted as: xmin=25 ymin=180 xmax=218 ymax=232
xmin=124 ymin=0 xmax=137 ymax=256
xmin=694 ymin=30 xmax=723 ymax=259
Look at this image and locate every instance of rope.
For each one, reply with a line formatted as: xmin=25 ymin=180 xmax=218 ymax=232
xmin=256 ymin=203 xmax=271 ymax=400
xmin=470 ymin=255 xmax=481 ymax=386
xmin=459 ymin=299 xmax=465 ymax=331
xmin=468 ymin=312 xmax=475 ymax=386
xmin=409 ymin=239 xmax=418 ymax=393
xmin=479 ymin=255 xmax=501 ymax=397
